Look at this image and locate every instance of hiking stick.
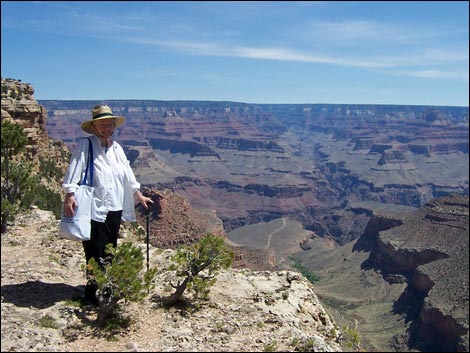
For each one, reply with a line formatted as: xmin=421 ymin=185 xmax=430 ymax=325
xmin=146 ymin=202 xmax=150 ymax=273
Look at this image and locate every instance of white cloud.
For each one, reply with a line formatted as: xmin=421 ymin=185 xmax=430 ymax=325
xmin=124 ymin=35 xmax=468 ymax=79
xmin=391 ymin=69 xmax=469 ymax=81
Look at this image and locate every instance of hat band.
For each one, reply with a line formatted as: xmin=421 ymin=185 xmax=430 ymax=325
xmin=93 ymin=112 xmax=114 ymax=119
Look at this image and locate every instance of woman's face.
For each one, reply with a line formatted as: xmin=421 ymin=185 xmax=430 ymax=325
xmin=93 ymin=119 xmax=115 ymax=138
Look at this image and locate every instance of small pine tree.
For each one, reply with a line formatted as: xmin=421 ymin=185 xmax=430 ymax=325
xmin=164 ymin=234 xmax=234 ymax=306
xmin=87 ymin=242 xmax=158 ymax=325
xmin=1 ymin=120 xmax=65 ymax=230
xmin=1 ymin=120 xmax=35 ymax=233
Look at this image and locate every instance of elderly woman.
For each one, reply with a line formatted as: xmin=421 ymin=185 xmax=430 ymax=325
xmin=62 ymin=105 xmax=153 ymax=305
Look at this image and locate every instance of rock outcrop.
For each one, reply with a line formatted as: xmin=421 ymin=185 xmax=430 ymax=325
xmin=134 ymin=187 xmax=275 ymax=270
xmin=2 ymin=78 xmax=62 ymax=160
xmin=1 ymin=77 xmax=70 ymax=196
xmin=294 ymin=194 xmax=468 ymax=352
xmin=135 ymin=187 xmax=226 ymax=248
xmin=362 ymin=194 xmax=469 ymax=352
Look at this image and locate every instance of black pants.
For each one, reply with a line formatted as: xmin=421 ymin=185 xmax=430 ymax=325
xmin=82 ymin=210 xmax=122 ymax=302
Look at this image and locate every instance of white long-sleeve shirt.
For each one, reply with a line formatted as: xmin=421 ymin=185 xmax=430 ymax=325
xmin=62 ymin=135 xmax=140 ymax=222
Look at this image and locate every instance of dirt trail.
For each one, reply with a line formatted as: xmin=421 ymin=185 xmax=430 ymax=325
xmin=264 ymin=217 xmax=287 ymax=250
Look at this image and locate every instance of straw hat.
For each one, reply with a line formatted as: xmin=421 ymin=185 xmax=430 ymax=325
xmin=81 ymin=105 xmax=126 ymax=134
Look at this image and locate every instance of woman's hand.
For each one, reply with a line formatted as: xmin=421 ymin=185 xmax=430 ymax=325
xmin=135 ymin=190 xmax=153 ymax=210
xmin=63 ymin=193 xmax=78 ymax=217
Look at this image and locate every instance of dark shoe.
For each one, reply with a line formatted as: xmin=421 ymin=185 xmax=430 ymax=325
xmin=84 ymin=280 xmax=99 ymax=306
xmin=83 ymin=295 xmax=99 ymax=307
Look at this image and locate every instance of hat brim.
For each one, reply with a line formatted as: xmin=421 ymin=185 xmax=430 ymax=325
xmin=81 ymin=116 xmax=126 ymax=134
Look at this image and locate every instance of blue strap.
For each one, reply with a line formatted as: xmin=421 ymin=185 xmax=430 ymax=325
xmin=82 ymin=137 xmax=94 ymax=186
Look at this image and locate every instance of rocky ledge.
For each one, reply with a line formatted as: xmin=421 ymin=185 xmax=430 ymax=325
xmin=1 ymin=208 xmax=343 ymax=352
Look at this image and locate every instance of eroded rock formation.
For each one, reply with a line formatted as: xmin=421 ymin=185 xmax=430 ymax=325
xmin=1 ymin=77 xmax=70 ymax=194
xmin=363 ymin=194 xmax=469 ymax=352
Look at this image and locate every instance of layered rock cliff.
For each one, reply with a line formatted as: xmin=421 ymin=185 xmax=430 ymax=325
xmin=294 ymin=194 xmax=468 ymax=352
xmin=368 ymin=194 xmax=469 ymax=352
xmin=1 ymin=78 xmax=70 ymax=197
xmin=41 ymin=99 xmax=469 ymax=247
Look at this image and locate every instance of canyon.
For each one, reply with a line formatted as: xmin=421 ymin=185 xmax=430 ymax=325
xmin=2 ymin=78 xmax=468 ymax=351
xmin=41 ymin=99 xmax=469 ymax=246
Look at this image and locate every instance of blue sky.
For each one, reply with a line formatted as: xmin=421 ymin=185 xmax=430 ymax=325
xmin=1 ymin=1 xmax=469 ymax=106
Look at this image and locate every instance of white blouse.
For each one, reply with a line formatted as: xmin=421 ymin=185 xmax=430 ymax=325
xmin=62 ymin=135 xmax=140 ymax=222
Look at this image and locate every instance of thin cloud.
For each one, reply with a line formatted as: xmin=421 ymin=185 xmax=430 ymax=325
xmin=232 ymin=46 xmax=388 ymax=68
xmin=69 ymin=12 xmax=145 ymax=33
xmin=124 ymin=36 xmax=393 ymax=68
xmin=391 ymin=69 xmax=469 ymax=81
xmin=124 ymin=35 xmax=466 ymax=74
xmin=311 ymin=20 xmax=402 ymax=41
xmin=307 ymin=19 xmax=467 ymax=44
xmin=2 ymin=8 xmax=145 ymax=34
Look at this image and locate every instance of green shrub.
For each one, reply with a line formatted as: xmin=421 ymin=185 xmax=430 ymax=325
xmin=1 ymin=120 xmax=35 ymax=233
xmin=290 ymin=258 xmax=320 ymax=284
xmin=163 ymin=234 xmax=234 ymax=306
xmin=290 ymin=337 xmax=316 ymax=352
xmin=22 ymin=183 xmax=63 ymax=219
xmin=39 ymin=156 xmax=65 ymax=181
xmin=342 ymin=325 xmax=361 ymax=351
xmin=87 ymin=242 xmax=158 ymax=325
xmin=263 ymin=341 xmax=278 ymax=352
xmin=38 ymin=315 xmax=59 ymax=329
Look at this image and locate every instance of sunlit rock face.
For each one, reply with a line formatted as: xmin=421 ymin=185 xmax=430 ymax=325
xmin=1 ymin=78 xmax=70 ymax=190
